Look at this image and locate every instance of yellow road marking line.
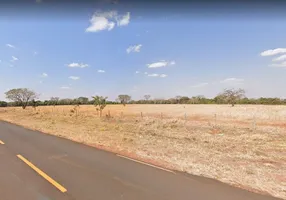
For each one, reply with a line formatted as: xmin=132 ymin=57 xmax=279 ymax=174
xmin=116 ymin=154 xmax=175 ymax=174
xmin=17 ymin=155 xmax=67 ymax=193
xmin=0 ymin=140 xmax=4 ymax=145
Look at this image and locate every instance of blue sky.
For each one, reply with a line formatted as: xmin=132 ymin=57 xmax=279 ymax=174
xmin=1 ymin=1 xmax=286 ymax=101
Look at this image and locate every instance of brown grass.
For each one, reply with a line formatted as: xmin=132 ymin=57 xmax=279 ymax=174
xmin=0 ymin=104 xmax=285 ymax=199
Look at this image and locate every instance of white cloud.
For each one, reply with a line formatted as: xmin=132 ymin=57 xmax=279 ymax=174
xmin=69 ymin=76 xmax=80 ymax=80
xmin=39 ymin=80 xmax=43 ymax=84
xmin=10 ymin=64 xmax=14 ymax=67
xmin=260 ymin=48 xmax=286 ymax=56
xmin=0 ymin=60 xmax=1 ymax=63
xmin=220 ymin=78 xmax=244 ymax=83
xmin=60 ymin=86 xmax=70 ymax=89
xmin=191 ymin=82 xmax=209 ymax=88
xmin=6 ymin=44 xmax=15 ymax=48
xmin=67 ymin=62 xmax=89 ymax=68
xmin=86 ymin=10 xmax=130 ymax=32
xmin=98 ymin=69 xmax=105 ymax=73
xmin=272 ymin=54 xmax=286 ymax=62
xmin=116 ymin=12 xmax=130 ymax=26
xmin=34 ymin=51 xmax=38 ymax=55
xmin=135 ymin=71 xmax=140 ymax=74
xmin=11 ymin=56 xmax=18 ymax=62
xmin=269 ymin=62 xmax=286 ymax=68
xmin=41 ymin=73 xmax=48 ymax=77
xmin=126 ymin=44 xmax=142 ymax=54
xmin=147 ymin=60 xmax=175 ymax=68
xmin=147 ymin=73 xmax=167 ymax=78
xmin=148 ymin=74 xmax=159 ymax=77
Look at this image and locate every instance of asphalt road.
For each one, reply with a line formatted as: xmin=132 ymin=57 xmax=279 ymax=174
xmin=0 ymin=120 xmax=281 ymax=200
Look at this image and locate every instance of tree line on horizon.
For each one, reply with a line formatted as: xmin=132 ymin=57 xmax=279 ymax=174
xmin=1 ymin=88 xmax=286 ymax=108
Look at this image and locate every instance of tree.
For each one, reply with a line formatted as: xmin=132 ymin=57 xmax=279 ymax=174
xmin=5 ymin=88 xmax=38 ymax=109
xmin=50 ymin=97 xmax=60 ymax=106
xmin=31 ymin=99 xmax=38 ymax=110
xmin=77 ymin=97 xmax=89 ymax=104
xmin=219 ymin=88 xmax=245 ymax=106
xmin=179 ymin=96 xmax=190 ymax=104
xmin=92 ymin=96 xmax=108 ymax=117
xmin=214 ymin=94 xmax=226 ymax=104
xmin=144 ymin=95 xmax=151 ymax=101
xmin=58 ymin=98 xmax=72 ymax=105
xmin=175 ymin=96 xmax=182 ymax=104
xmin=117 ymin=95 xmax=131 ymax=106
xmin=0 ymin=101 xmax=8 ymax=107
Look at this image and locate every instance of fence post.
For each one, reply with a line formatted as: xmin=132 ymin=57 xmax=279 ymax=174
xmin=214 ymin=113 xmax=217 ymax=128
xmin=252 ymin=115 xmax=256 ymax=131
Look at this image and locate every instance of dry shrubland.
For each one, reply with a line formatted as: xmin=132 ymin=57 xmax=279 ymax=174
xmin=0 ymin=104 xmax=285 ymax=199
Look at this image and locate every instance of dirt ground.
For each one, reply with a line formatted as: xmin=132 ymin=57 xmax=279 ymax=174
xmin=0 ymin=104 xmax=285 ymax=199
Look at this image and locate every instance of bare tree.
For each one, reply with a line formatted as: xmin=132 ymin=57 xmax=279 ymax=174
xmin=92 ymin=96 xmax=108 ymax=117
xmin=220 ymin=88 xmax=245 ymax=106
xmin=5 ymin=88 xmax=38 ymax=109
xmin=50 ymin=97 xmax=60 ymax=106
xmin=144 ymin=95 xmax=151 ymax=101
xmin=117 ymin=95 xmax=131 ymax=106
xmin=175 ymin=96 xmax=182 ymax=104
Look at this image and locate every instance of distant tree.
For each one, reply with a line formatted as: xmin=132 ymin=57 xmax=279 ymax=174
xmin=179 ymin=96 xmax=190 ymax=104
xmin=0 ymin=101 xmax=8 ymax=107
xmin=189 ymin=95 xmax=205 ymax=104
xmin=175 ymin=96 xmax=182 ymax=104
xmin=92 ymin=96 xmax=108 ymax=117
xmin=58 ymin=98 xmax=73 ymax=105
xmin=214 ymin=94 xmax=226 ymax=104
xmin=31 ymin=99 xmax=38 ymax=110
xmin=219 ymin=88 xmax=245 ymax=106
xmin=117 ymin=95 xmax=131 ymax=106
xmin=50 ymin=97 xmax=60 ymax=106
xmin=144 ymin=95 xmax=151 ymax=101
xmin=5 ymin=88 xmax=38 ymax=109
xmin=77 ymin=97 xmax=89 ymax=104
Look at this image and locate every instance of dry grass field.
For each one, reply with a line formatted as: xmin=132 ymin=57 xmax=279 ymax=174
xmin=0 ymin=104 xmax=285 ymax=199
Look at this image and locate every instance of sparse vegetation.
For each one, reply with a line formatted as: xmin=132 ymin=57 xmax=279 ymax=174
xmin=0 ymin=104 xmax=285 ymax=199
xmin=92 ymin=96 xmax=108 ymax=117
xmin=1 ymin=88 xmax=286 ymax=199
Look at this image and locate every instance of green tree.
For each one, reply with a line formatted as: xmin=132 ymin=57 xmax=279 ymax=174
xmin=77 ymin=97 xmax=89 ymax=104
xmin=0 ymin=101 xmax=8 ymax=107
xmin=179 ymin=96 xmax=190 ymax=104
xmin=31 ymin=99 xmax=38 ymax=110
xmin=92 ymin=96 xmax=108 ymax=117
xmin=5 ymin=88 xmax=38 ymax=109
xmin=58 ymin=98 xmax=72 ymax=105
